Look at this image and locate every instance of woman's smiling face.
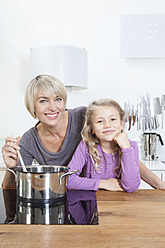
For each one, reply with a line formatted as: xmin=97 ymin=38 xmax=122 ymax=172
xmin=92 ymin=105 xmax=124 ymax=145
xmin=34 ymin=89 xmax=65 ymax=127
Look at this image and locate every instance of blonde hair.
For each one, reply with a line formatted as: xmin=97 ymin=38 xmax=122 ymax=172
xmin=25 ymin=75 xmax=67 ymax=119
xmin=81 ymin=98 xmax=125 ymax=176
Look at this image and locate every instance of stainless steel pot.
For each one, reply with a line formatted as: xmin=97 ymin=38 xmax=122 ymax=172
xmin=8 ymin=165 xmax=78 ymax=203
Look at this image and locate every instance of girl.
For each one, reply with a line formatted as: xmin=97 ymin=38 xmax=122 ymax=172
xmin=67 ymin=98 xmax=141 ymax=193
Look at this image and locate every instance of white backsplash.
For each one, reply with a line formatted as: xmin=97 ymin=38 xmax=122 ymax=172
xmin=0 ymin=134 xmax=165 ymax=168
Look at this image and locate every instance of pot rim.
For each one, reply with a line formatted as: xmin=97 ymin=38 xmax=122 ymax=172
xmin=16 ymin=165 xmax=70 ymax=174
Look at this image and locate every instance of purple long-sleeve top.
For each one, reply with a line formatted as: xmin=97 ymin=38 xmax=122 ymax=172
xmin=67 ymin=140 xmax=141 ymax=193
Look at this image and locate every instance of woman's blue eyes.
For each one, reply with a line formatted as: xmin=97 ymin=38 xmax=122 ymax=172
xmin=40 ymin=98 xmax=62 ymax=103
xmin=56 ymin=97 xmax=62 ymax=101
xmin=40 ymin=99 xmax=47 ymax=103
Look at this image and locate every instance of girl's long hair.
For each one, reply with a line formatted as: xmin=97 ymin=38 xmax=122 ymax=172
xmin=81 ymin=98 xmax=125 ymax=176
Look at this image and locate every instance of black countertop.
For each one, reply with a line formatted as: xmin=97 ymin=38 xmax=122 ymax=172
xmin=0 ymin=188 xmax=98 ymax=225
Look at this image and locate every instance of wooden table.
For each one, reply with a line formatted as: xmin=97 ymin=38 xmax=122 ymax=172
xmin=0 ymin=189 xmax=165 ymax=247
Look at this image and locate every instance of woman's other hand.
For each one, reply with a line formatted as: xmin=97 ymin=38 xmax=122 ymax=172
xmin=2 ymin=137 xmax=20 ymax=168
xmin=158 ymin=180 xmax=165 ymax=190
xmin=98 ymin=178 xmax=124 ymax=191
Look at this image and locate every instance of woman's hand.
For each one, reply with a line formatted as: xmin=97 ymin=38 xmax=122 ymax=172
xmin=1 ymin=137 xmax=20 ymax=168
xmin=113 ymin=132 xmax=130 ymax=149
xmin=98 ymin=178 xmax=124 ymax=191
xmin=158 ymin=180 xmax=165 ymax=190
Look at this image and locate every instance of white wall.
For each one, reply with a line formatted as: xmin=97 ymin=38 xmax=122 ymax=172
xmin=1 ymin=0 xmax=165 ymax=158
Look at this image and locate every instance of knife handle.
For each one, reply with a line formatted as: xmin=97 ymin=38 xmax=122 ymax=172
xmin=128 ymin=116 xmax=131 ymax=130
xmin=133 ymin=115 xmax=136 ymax=126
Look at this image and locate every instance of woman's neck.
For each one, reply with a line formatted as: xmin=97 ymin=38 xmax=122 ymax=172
xmin=37 ymin=111 xmax=68 ymax=138
xmin=36 ymin=111 xmax=69 ymax=153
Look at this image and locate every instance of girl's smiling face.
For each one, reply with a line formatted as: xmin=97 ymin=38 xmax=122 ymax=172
xmin=92 ymin=105 xmax=124 ymax=145
xmin=34 ymin=89 xmax=65 ymax=127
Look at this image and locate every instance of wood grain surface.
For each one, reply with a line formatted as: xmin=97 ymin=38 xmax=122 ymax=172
xmin=0 ymin=189 xmax=165 ymax=248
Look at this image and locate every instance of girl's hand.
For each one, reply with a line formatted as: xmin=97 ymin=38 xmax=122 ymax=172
xmin=1 ymin=137 xmax=20 ymax=168
xmin=98 ymin=178 xmax=124 ymax=191
xmin=113 ymin=132 xmax=130 ymax=149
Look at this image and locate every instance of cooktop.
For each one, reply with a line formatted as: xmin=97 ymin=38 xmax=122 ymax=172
xmin=0 ymin=188 xmax=98 ymax=225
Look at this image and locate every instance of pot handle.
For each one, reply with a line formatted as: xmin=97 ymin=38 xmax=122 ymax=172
xmin=59 ymin=170 xmax=79 ymax=185
xmin=156 ymin=134 xmax=164 ymax=146
xmin=7 ymin=168 xmax=17 ymax=181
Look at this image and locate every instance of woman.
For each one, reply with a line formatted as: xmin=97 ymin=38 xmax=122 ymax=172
xmin=2 ymin=74 xmax=165 ymax=190
xmin=2 ymin=75 xmax=86 ymax=168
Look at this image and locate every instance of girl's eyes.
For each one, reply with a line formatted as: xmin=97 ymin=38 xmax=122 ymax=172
xmin=97 ymin=118 xmax=116 ymax=123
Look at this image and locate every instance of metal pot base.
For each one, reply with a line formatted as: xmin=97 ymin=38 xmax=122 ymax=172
xmin=18 ymin=193 xmax=67 ymax=204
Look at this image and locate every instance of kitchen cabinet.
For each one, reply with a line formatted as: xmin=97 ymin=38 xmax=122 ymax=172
xmin=162 ymin=173 xmax=165 ymax=181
